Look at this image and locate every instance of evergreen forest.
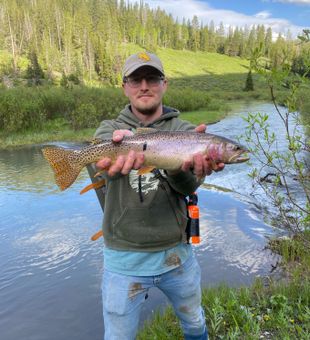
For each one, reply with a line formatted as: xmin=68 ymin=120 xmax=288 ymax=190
xmin=0 ymin=0 xmax=309 ymax=86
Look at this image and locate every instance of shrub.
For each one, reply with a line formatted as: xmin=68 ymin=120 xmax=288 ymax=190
xmin=69 ymin=86 xmax=128 ymax=121
xmin=39 ymin=87 xmax=75 ymax=120
xmin=0 ymin=88 xmax=46 ymax=132
xmin=163 ymin=87 xmax=210 ymax=111
xmin=70 ymin=103 xmax=99 ymax=130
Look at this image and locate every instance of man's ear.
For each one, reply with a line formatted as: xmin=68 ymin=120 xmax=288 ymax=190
xmin=122 ymin=83 xmax=129 ymax=97
xmin=162 ymin=78 xmax=168 ymax=92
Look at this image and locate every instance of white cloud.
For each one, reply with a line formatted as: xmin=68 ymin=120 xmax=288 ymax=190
xmin=255 ymin=11 xmax=272 ymax=19
xmin=273 ymin=0 xmax=310 ymax=5
xmin=131 ymin=0 xmax=307 ymax=37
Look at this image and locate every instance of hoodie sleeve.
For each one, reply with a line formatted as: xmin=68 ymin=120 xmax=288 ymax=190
xmin=164 ymin=118 xmax=205 ymax=196
xmin=94 ymin=120 xmax=116 ymax=139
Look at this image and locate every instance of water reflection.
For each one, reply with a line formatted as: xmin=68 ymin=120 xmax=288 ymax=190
xmin=0 ymin=170 xmax=104 ymax=340
xmin=195 ymin=189 xmax=276 ymax=286
xmin=0 ymin=143 xmax=88 ymax=194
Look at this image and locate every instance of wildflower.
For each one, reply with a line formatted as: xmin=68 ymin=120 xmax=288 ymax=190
xmin=263 ymin=314 xmax=270 ymax=321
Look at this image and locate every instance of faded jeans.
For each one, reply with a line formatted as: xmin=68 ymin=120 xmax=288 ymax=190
xmin=102 ymin=253 xmax=208 ymax=340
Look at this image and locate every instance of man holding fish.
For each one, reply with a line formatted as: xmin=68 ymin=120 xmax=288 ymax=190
xmin=43 ymin=52 xmax=249 ymax=339
xmin=95 ymin=52 xmax=221 ymax=340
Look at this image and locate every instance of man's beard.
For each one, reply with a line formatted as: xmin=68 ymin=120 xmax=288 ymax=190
xmin=135 ymin=102 xmax=161 ymax=116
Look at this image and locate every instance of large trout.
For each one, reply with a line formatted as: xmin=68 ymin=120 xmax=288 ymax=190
xmin=42 ymin=128 xmax=249 ymax=191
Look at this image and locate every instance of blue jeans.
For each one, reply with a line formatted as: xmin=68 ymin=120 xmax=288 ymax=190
xmin=102 ymin=253 xmax=208 ymax=340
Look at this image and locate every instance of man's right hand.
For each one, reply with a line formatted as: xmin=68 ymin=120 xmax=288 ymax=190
xmin=96 ymin=130 xmax=145 ymax=176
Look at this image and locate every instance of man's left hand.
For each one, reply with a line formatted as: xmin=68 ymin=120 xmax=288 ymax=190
xmin=181 ymin=124 xmax=225 ymax=177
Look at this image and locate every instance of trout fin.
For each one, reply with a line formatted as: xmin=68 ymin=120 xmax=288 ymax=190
xmin=91 ymin=230 xmax=104 ymax=241
xmin=135 ymin=127 xmax=157 ymax=134
xmin=80 ymin=178 xmax=106 ymax=195
xmin=42 ymin=147 xmax=83 ymax=191
xmin=137 ymin=166 xmax=156 ymax=175
xmin=94 ymin=167 xmax=110 ymax=178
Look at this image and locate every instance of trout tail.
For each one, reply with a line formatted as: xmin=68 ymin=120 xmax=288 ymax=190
xmin=42 ymin=147 xmax=83 ymax=191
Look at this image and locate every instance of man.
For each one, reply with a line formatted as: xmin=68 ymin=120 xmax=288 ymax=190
xmin=94 ymin=52 xmax=224 ymax=340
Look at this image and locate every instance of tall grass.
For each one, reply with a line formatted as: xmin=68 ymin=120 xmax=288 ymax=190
xmin=137 ymin=233 xmax=310 ymax=340
xmin=138 ymin=279 xmax=310 ymax=340
xmin=0 ymin=86 xmax=128 ymax=134
xmin=0 ymin=85 xmax=218 ymax=135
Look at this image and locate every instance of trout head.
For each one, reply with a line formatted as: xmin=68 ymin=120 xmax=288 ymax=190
xmin=224 ymin=142 xmax=249 ymax=163
xmin=206 ymin=137 xmax=249 ymax=164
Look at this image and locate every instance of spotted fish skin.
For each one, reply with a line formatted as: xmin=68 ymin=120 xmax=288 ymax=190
xmin=42 ymin=130 xmax=249 ymax=191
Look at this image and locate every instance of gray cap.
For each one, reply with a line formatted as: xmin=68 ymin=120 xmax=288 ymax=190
xmin=122 ymin=52 xmax=165 ymax=78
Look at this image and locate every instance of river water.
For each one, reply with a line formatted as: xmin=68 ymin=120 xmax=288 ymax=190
xmin=0 ymin=102 xmax=288 ymax=340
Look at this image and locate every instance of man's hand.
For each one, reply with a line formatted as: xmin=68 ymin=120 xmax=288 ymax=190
xmin=181 ymin=124 xmax=225 ymax=178
xmin=96 ymin=130 xmax=145 ymax=176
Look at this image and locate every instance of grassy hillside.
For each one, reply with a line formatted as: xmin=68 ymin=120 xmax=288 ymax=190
xmin=118 ymin=45 xmax=257 ymax=93
xmin=1 ymin=45 xmax=253 ymax=90
xmin=158 ymin=48 xmax=249 ymax=76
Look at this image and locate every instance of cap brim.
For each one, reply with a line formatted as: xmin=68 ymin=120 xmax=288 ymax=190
xmin=123 ymin=63 xmax=164 ymax=77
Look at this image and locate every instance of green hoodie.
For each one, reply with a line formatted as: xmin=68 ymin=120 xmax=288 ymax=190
xmin=94 ymin=104 xmax=203 ymax=252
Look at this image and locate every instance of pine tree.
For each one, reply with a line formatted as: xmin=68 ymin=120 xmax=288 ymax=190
xmin=208 ymin=20 xmax=216 ymax=52
xmin=244 ymin=70 xmax=254 ymax=91
xmin=265 ymin=27 xmax=273 ymax=59
xmin=216 ymin=22 xmax=225 ymax=54
xmin=0 ymin=0 xmax=303 ymax=86
xmin=26 ymin=50 xmax=45 ymax=85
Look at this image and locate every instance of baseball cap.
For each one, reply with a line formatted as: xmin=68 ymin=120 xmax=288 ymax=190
xmin=122 ymin=52 xmax=165 ymax=78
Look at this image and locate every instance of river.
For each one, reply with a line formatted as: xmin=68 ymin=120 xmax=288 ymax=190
xmin=0 ymin=102 xmax=288 ymax=340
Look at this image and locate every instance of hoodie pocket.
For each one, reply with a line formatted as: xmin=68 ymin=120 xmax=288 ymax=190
xmin=112 ymin=203 xmax=183 ymax=247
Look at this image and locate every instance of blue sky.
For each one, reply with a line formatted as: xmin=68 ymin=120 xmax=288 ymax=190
xmin=132 ymin=0 xmax=310 ymax=37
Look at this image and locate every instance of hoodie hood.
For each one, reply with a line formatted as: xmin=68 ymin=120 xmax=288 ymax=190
xmin=115 ymin=104 xmax=180 ymax=129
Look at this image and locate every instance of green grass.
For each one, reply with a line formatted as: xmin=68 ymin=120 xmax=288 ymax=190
xmin=114 ymin=44 xmax=250 ymax=77
xmin=180 ymin=108 xmax=228 ymax=126
xmin=0 ymin=118 xmax=95 ymax=148
xmin=138 ymin=280 xmax=310 ymax=340
xmin=117 ymin=45 xmax=265 ymax=94
xmin=0 ymin=106 xmax=229 ymax=148
xmin=138 ymin=233 xmax=310 ymax=340
xmin=158 ymin=48 xmax=250 ymax=77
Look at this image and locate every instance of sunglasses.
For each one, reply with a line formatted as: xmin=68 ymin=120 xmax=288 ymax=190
xmin=123 ymin=75 xmax=165 ymax=88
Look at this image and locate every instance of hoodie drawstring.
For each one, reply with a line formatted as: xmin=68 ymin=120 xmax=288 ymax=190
xmin=138 ymin=175 xmax=143 ymax=202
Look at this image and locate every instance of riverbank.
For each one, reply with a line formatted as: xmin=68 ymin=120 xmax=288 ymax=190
xmin=138 ymin=233 xmax=310 ymax=339
xmin=0 ymin=118 xmax=95 ymax=148
xmin=0 ymin=102 xmax=231 ymax=148
xmin=2 ymin=85 xmax=308 ymax=149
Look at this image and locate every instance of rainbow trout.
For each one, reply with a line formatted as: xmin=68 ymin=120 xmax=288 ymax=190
xmin=42 ymin=128 xmax=249 ymax=191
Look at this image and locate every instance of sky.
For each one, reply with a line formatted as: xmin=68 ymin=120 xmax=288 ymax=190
xmin=131 ymin=0 xmax=310 ymax=37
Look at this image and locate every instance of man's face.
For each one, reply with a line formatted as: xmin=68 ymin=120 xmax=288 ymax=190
xmin=123 ymin=66 xmax=167 ymax=116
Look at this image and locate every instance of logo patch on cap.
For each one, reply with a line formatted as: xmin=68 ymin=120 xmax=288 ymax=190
xmin=138 ymin=52 xmax=151 ymax=61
